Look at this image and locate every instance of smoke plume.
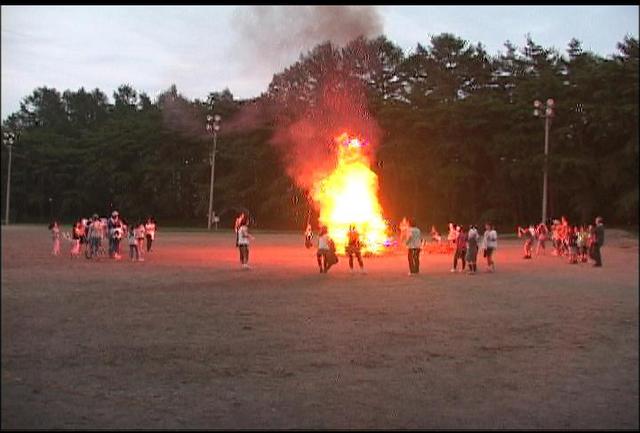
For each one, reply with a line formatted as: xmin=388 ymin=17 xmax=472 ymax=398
xmin=231 ymin=6 xmax=383 ymax=76
xmin=269 ymin=77 xmax=382 ymax=193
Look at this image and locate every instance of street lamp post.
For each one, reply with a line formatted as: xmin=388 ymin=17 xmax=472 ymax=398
xmin=3 ymin=131 xmax=16 ymax=225
xmin=533 ymin=98 xmax=555 ymax=225
xmin=206 ymin=114 xmax=221 ymax=230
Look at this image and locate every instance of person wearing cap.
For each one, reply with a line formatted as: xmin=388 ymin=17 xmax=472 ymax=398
xmin=591 ymin=216 xmax=605 ymax=267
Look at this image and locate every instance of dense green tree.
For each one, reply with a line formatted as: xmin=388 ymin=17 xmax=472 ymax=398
xmin=1 ymin=34 xmax=637 ymax=230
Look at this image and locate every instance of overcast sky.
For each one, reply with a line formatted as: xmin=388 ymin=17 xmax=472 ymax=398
xmin=2 ymin=5 xmax=638 ymax=120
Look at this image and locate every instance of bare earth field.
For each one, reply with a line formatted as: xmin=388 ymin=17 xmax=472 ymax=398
xmin=2 ymin=225 xmax=638 ymax=429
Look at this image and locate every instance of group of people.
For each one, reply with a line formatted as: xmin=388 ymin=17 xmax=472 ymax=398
xmin=448 ymin=223 xmax=498 ymax=274
xmin=517 ymin=216 xmax=605 ymax=266
xmin=49 ymin=211 xmax=157 ymax=261
xmin=51 ymin=209 xmax=606 ymax=273
xmin=235 ymin=216 xmax=533 ymax=275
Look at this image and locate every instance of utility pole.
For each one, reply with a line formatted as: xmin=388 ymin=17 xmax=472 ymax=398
xmin=3 ymin=132 xmax=16 ymax=225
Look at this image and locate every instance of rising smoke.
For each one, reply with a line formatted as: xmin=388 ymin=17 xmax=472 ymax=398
xmin=231 ymin=6 xmax=383 ymax=76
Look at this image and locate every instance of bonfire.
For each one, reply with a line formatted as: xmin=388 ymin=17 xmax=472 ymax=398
xmin=311 ymin=132 xmax=390 ymax=255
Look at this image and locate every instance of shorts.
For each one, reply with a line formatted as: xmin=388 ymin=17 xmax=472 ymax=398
xmin=485 ymin=247 xmax=495 ymax=258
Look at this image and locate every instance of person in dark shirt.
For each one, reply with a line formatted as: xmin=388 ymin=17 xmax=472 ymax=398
xmin=591 ymin=216 xmax=605 ymax=267
xmin=346 ymin=225 xmax=365 ymax=274
xmin=451 ymin=225 xmax=467 ymax=272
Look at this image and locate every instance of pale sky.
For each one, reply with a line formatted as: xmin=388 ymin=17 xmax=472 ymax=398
xmin=2 ymin=5 xmax=638 ymax=120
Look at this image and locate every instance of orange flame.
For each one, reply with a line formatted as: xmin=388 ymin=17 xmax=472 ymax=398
xmin=311 ymin=132 xmax=389 ymax=254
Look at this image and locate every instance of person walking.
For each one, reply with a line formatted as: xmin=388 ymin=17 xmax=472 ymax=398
xmin=304 ymin=223 xmax=314 ymax=249
xmin=591 ymin=216 xmax=605 ymax=267
xmin=482 ymin=222 xmax=498 ymax=272
xmin=316 ymin=226 xmax=337 ymax=273
xmin=236 ymin=214 xmax=254 ymax=269
xmin=406 ymin=218 xmax=422 ymax=275
xmin=346 ymin=225 xmax=365 ymax=274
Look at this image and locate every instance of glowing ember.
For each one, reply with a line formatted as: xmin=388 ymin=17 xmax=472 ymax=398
xmin=311 ymin=132 xmax=389 ymax=255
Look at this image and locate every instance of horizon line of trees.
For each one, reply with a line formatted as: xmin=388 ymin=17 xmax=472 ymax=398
xmin=1 ymin=33 xmax=638 ymax=231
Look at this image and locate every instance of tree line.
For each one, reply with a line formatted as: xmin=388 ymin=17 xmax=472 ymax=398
xmin=1 ymin=33 xmax=638 ymax=230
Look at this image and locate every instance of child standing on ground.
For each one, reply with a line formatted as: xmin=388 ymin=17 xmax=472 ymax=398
xmin=577 ymin=225 xmax=589 ymax=263
xmin=70 ymin=220 xmax=82 ymax=258
xmin=49 ymin=221 xmax=61 ymax=256
xmin=482 ymin=222 xmax=498 ymax=272
xmin=236 ymin=214 xmax=254 ymax=269
xmin=135 ymin=222 xmax=146 ymax=261
xmin=465 ymin=225 xmax=479 ymax=274
xmin=317 ymin=226 xmax=331 ymax=273
xmin=406 ymin=219 xmax=422 ymax=275
xmin=144 ymin=217 xmax=156 ymax=252
xmin=518 ymin=225 xmax=534 ymax=259
xmin=451 ymin=224 xmax=466 ymax=272
xmin=128 ymin=226 xmax=139 ymax=261
xmin=535 ymin=221 xmax=548 ymax=255
xmin=568 ymin=226 xmax=579 ymax=264
xmin=346 ymin=225 xmax=365 ymax=274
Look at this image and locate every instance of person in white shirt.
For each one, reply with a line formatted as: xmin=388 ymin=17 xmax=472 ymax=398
xmin=144 ymin=217 xmax=157 ymax=252
xmin=482 ymin=222 xmax=498 ymax=272
xmin=135 ymin=222 xmax=146 ymax=261
xmin=316 ymin=226 xmax=332 ymax=273
xmin=49 ymin=221 xmax=61 ymax=256
xmin=405 ymin=218 xmax=422 ymax=275
xmin=236 ymin=214 xmax=254 ymax=269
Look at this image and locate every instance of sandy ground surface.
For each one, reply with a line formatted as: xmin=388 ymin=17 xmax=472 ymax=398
xmin=1 ymin=225 xmax=638 ymax=429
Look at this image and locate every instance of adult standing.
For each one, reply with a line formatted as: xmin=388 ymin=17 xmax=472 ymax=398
xmin=482 ymin=222 xmax=498 ymax=272
xmin=406 ymin=218 xmax=422 ymax=275
xmin=591 ymin=216 xmax=605 ymax=267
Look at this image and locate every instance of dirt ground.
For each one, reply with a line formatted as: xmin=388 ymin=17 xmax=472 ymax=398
xmin=1 ymin=225 xmax=638 ymax=429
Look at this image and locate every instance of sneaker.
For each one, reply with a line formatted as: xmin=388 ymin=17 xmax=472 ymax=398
xmin=360 ymin=268 xmax=366 ymax=274
xmin=450 ymin=268 xmax=456 ymax=273
xmin=138 ymin=258 xmax=145 ymax=262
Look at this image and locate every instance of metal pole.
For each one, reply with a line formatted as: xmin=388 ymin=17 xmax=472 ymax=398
xmin=542 ymin=115 xmax=550 ymax=224
xmin=4 ymin=144 xmax=12 ymax=225
xmin=207 ymin=131 xmax=217 ymax=230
